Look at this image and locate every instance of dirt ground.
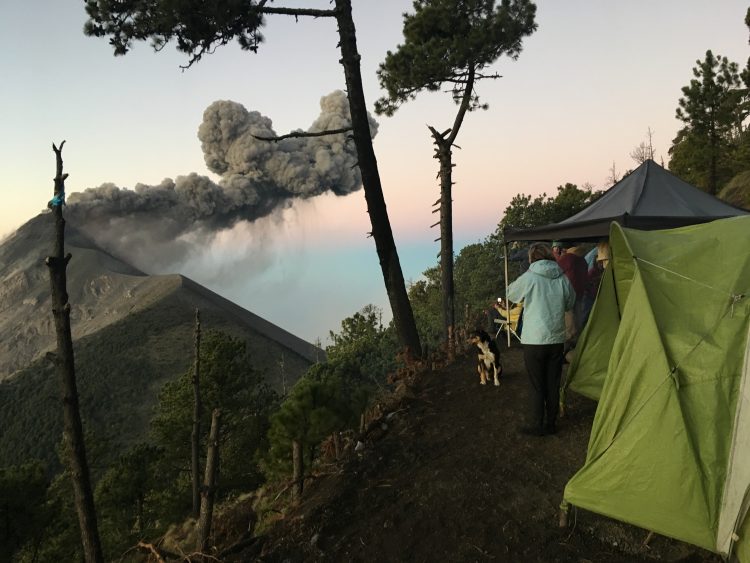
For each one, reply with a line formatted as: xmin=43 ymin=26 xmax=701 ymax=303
xmin=250 ymin=345 xmax=722 ymax=563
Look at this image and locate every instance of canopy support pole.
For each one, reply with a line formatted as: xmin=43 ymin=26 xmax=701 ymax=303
xmin=504 ymin=242 xmax=511 ymax=347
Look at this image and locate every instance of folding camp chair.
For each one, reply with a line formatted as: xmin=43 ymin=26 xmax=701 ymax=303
xmin=494 ymin=302 xmax=523 ymax=342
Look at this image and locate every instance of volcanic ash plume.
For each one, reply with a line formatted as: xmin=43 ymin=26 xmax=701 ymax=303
xmin=66 ymin=90 xmax=378 ymax=270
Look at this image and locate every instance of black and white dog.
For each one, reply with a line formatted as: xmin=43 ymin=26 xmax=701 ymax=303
xmin=468 ymin=329 xmax=502 ymax=386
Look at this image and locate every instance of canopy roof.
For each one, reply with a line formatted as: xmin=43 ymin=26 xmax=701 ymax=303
xmin=504 ymin=159 xmax=749 ymax=242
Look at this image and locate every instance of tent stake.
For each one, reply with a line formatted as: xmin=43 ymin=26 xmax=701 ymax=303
xmin=558 ymin=500 xmax=570 ymax=528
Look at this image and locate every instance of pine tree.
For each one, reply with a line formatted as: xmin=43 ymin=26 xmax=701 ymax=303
xmin=0 ymin=462 xmax=51 ymax=561
xmin=265 ymin=357 xmax=371 ymax=493
xmin=671 ymin=50 xmax=743 ymax=194
xmin=375 ymin=0 xmax=537 ymax=357
xmin=151 ymin=331 xmax=276 ymax=507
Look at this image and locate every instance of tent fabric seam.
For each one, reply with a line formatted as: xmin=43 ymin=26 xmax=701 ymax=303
xmin=634 ymin=256 xmax=743 ymax=300
xmin=582 ymin=374 xmax=672 ymax=468
xmin=672 ymin=300 xmax=740 ymax=378
xmin=581 ymin=264 xmax=677 ymax=466
xmin=631 ymin=164 xmax=648 ymax=212
xmin=717 ymin=320 xmax=750 ymax=556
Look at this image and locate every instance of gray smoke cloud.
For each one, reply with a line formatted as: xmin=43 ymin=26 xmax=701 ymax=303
xmin=67 ymin=90 xmax=377 ymax=270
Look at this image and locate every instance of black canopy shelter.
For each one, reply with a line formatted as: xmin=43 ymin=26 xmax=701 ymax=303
xmin=503 ymin=159 xmax=749 ymax=243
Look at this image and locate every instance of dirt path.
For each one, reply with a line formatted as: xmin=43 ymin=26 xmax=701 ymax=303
xmin=256 ymin=346 xmax=720 ymax=562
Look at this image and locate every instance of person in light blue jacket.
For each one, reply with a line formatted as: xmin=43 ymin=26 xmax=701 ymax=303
xmin=506 ymin=242 xmax=575 ymax=436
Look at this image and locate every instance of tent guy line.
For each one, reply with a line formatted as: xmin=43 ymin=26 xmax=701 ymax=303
xmin=635 ymin=255 xmax=744 ymax=299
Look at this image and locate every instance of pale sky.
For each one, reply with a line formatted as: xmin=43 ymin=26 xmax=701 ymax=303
xmin=2 ymin=1 xmax=748 ymax=344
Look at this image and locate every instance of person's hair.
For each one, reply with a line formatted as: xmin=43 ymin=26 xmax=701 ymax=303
xmin=596 ymin=240 xmax=610 ymax=259
xmin=528 ymin=242 xmax=554 ymax=263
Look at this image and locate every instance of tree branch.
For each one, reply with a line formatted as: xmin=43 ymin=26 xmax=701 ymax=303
xmin=135 ymin=541 xmax=178 ymax=562
xmin=172 ymin=5 xmax=338 ymax=69
xmin=446 ymin=65 xmax=475 ymax=146
xmin=428 ymin=125 xmax=443 ymax=141
xmin=257 ymin=6 xmax=337 ymax=18
xmin=475 ymin=71 xmax=503 ymax=80
xmin=253 ymin=127 xmax=352 ymax=142
xmin=443 ymin=71 xmax=501 ymax=84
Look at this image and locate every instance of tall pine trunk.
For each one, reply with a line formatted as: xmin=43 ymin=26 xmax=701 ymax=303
xmin=191 ymin=308 xmax=202 ymax=518
xmin=45 ymin=141 xmax=104 ymax=563
xmin=198 ymin=409 xmax=221 ymax=553
xmin=292 ymin=440 xmax=304 ymax=499
xmin=335 ymin=0 xmax=422 ymax=358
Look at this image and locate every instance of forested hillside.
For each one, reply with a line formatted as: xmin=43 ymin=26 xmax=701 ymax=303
xmin=0 ymin=283 xmax=313 ymax=470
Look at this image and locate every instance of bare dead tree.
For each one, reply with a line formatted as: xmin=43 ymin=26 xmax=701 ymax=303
xmin=45 ymin=141 xmax=104 ymax=563
xmin=646 ymin=126 xmax=655 ymax=159
xmin=630 ymin=143 xmax=650 ymax=165
xmin=279 ymin=352 xmax=287 ymax=396
xmin=191 ymin=308 xmax=202 ymax=518
xmin=630 ymin=127 xmax=656 ymax=165
xmin=198 ymin=408 xmax=222 ymax=553
xmin=606 ymin=160 xmax=621 ymax=185
xmin=292 ymin=439 xmax=304 ymax=499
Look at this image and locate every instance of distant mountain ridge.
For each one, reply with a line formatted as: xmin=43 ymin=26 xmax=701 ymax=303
xmin=0 ymin=212 xmax=320 ymax=380
xmin=0 ymin=211 xmax=321 ymax=468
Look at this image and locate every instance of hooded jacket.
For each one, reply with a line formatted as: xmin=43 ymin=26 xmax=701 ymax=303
xmin=507 ymin=259 xmax=575 ymax=345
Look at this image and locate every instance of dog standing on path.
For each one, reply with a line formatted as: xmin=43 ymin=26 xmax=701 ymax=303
xmin=468 ymin=330 xmax=502 ymax=386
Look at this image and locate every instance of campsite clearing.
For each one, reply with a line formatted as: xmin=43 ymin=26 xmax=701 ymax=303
xmin=252 ymin=346 xmax=721 ymax=562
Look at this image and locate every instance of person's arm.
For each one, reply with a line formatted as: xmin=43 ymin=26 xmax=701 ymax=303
xmin=506 ymin=274 xmax=526 ymax=304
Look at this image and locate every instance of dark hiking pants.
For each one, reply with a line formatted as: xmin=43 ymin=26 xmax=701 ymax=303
xmin=522 ymin=343 xmax=565 ymax=432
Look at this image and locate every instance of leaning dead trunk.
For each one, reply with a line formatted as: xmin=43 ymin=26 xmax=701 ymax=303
xmin=198 ymin=408 xmax=221 ymax=553
xmin=45 ymin=141 xmax=104 ymax=563
xmin=191 ymin=308 xmax=202 ymax=518
xmin=335 ymin=0 xmax=422 ymax=358
xmin=292 ymin=439 xmax=304 ymax=499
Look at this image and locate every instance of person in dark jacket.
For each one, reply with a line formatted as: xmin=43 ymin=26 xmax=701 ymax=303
xmin=581 ymin=241 xmax=610 ymax=327
xmin=507 ymin=242 xmax=575 ymax=436
xmin=552 ymin=241 xmax=588 ymax=343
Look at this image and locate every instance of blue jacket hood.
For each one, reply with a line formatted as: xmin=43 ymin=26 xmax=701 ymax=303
xmin=528 ymin=259 xmax=564 ymax=279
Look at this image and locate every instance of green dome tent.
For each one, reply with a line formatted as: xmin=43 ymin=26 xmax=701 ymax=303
xmin=563 ymin=216 xmax=750 ymax=559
